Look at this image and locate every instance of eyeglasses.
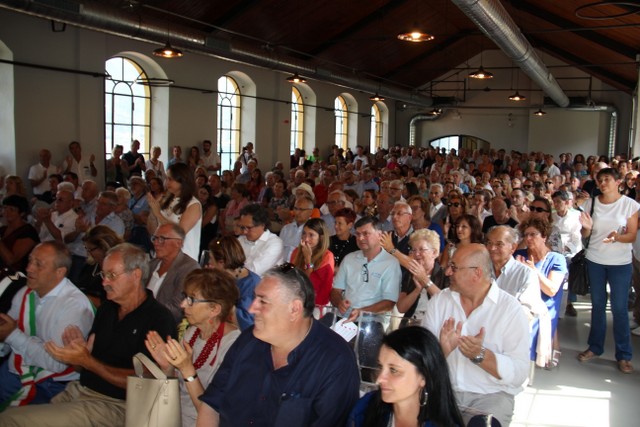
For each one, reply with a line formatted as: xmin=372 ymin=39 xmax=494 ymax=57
xmin=391 ymin=211 xmax=411 ymax=216
xmin=529 ymin=207 xmax=549 ymax=213
xmin=523 ymin=231 xmax=541 ymax=238
xmin=99 ymin=270 xmax=128 ymax=280
xmin=409 ymin=247 xmax=433 ymax=255
xmin=151 ymin=235 xmax=182 ymax=244
xmin=448 ymin=202 xmax=461 ymax=208
xmin=238 ymin=224 xmax=259 ymax=232
xmin=181 ymin=292 xmax=216 ymax=307
xmin=447 ymin=263 xmax=478 ymax=273
xmin=362 ymin=263 xmax=369 ymax=283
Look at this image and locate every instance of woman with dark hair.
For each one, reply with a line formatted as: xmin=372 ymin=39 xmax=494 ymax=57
xmin=208 ymin=236 xmax=259 ymax=330
xmin=221 ymin=182 xmax=251 ymax=236
xmin=0 ymin=195 xmax=39 ymax=272
xmin=76 ymin=225 xmax=123 ymax=307
xmin=577 ymin=167 xmax=639 ymax=373
xmin=403 ymin=181 xmax=420 ymax=199
xmin=515 ymin=216 xmax=567 ymax=367
xmin=146 ymin=269 xmax=240 ymax=427
xmin=197 ymin=184 xmax=218 ymax=252
xmin=358 ymin=189 xmax=377 ymax=217
xmin=290 ymin=218 xmax=334 ymax=307
xmin=147 ymin=162 xmax=202 ymax=261
xmin=442 ymin=194 xmax=467 ymax=243
xmin=188 ymin=145 xmax=203 ymax=173
xmin=105 ymin=144 xmax=127 ymax=184
xmin=329 ymin=207 xmax=358 ymax=270
xmin=148 ymin=176 xmax=165 ymax=200
xmin=440 ymin=214 xmax=482 ymax=268
xmin=247 ymin=167 xmax=264 ymax=202
xmin=526 ymin=196 xmax=562 ymax=253
xmin=348 ymin=326 xmax=464 ymax=427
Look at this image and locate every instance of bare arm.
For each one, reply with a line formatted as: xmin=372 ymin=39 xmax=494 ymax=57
xmin=196 ymin=403 xmax=220 ymax=427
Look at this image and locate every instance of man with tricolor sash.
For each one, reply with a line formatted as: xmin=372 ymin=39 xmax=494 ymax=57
xmin=0 ymin=241 xmax=95 ymax=410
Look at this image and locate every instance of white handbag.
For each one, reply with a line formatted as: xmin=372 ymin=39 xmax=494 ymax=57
xmin=125 ymin=353 xmax=181 ymax=427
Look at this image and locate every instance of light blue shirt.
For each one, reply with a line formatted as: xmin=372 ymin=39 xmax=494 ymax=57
xmin=333 ymin=249 xmax=401 ymax=309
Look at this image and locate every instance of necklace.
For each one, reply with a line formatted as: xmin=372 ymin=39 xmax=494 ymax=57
xmin=189 ymin=321 xmax=225 ymax=369
xmin=232 ymin=267 xmax=244 ymax=278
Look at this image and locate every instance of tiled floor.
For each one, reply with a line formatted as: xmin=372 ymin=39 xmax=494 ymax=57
xmin=512 ymin=298 xmax=640 ymax=427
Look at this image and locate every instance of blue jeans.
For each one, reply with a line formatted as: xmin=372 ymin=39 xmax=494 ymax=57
xmin=0 ymin=361 xmax=68 ymax=407
xmin=586 ymin=260 xmax=633 ymax=361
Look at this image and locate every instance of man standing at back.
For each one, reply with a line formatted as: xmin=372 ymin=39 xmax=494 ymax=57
xmin=201 ymin=140 xmax=221 ymax=174
xmin=29 ymin=149 xmax=59 ymax=201
xmin=61 ymin=141 xmax=97 ymax=184
xmin=0 ymin=242 xmax=94 ymax=408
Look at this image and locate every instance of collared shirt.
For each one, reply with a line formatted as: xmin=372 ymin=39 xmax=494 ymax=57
xmin=430 ymin=202 xmax=444 ymax=220
xmin=494 ymin=257 xmax=546 ymax=317
xmin=39 ymin=209 xmax=77 ymax=242
xmin=28 ymin=162 xmax=59 ymax=195
xmin=6 ymin=278 xmax=95 ymax=381
xmin=552 ymin=209 xmax=582 ymax=257
xmin=200 ymin=320 xmax=360 ymax=427
xmin=321 ymin=213 xmax=336 ymax=236
xmin=422 ymin=283 xmax=529 ymax=396
xmin=147 ymin=263 xmax=166 ymax=297
xmin=333 ymin=249 xmax=401 ymax=309
xmin=239 ymin=229 xmax=284 ymax=276
xmin=97 ymin=212 xmax=125 ymax=237
xmin=279 ymin=221 xmax=305 ymax=263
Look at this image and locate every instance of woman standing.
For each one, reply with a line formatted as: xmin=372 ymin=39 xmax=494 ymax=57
xmin=187 ymin=146 xmax=203 ymax=173
xmin=198 ymin=185 xmax=219 ymax=253
xmin=105 ymin=145 xmax=127 ymax=184
xmin=348 ymin=326 xmax=464 ymax=427
xmin=146 ymin=146 xmax=166 ymax=181
xmin=146 ymin=269 xmax=240 ymax=427
xmin=147 ymin=163 xmax=202 ymax=261
xmin=397 ymin=229 xmax=446 ymax=321
xmin=208 ymin=236 xmax=259 ymax=331
xmin=290 ymin=218 xmax=334 ymax=307
xmin=578 ymin=167 xmax=639 ymax=373
xmin=515 ymin=217 xmax=567 ymax=366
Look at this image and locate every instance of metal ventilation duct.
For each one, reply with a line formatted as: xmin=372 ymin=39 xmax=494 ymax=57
xmin=451 ymin=0 xmax=570 ymax=108
xmin=0 ymin=0 xmax=435 ymax=108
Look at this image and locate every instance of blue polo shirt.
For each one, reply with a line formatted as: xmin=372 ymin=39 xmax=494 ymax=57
xmin=200 ymin=319 xmax=360 ymax=427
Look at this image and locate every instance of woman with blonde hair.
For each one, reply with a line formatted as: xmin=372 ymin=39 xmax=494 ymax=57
xmin=290 ymin=218 xmax=334 ymax=307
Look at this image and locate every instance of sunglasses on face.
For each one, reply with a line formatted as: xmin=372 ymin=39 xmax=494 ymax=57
xmin=448 ymin=202 xmax=462 ymax=208
xmin=530 ymin=207 xmax=549 ymax=213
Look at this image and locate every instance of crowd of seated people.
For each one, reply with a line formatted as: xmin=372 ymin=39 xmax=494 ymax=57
xmin=0 ymin=140 xmax=639 ymax=426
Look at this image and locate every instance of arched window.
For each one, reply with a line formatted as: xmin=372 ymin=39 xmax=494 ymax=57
xmin=105 ymin=57 xmax=151 ymax=156
xmin=217 ymin=76 xmax=242 ymax=171
xmin=370 ymin=103 xmax=383 ymax=153
xmin=290 ymin=87 xmax=304 ymax=154
xmin=335 ymin=96 xmax=348 ymax=150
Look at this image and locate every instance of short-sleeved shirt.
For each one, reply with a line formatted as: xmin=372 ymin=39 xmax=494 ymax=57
xmin=199 ymin=320 xmax=360 ymax=427
xmin=333 ymin=249 xmax=401 ymax=309
xmin=80 ymin=291 xmax=176 ymax=400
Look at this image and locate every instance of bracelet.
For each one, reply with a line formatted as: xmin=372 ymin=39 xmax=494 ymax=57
xmin=305 ymin=263 xmax=314 ymax=269
xmin=184 ymin=372 xmax=198 ymax=382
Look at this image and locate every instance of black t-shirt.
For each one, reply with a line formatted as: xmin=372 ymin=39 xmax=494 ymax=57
xmin=329 ymin=235 xmax=358 ymax=267
xmin=482 ymin=215 xmax=519 ymax=234
xmin=81 ymin=290 xmax=177 ymax=399
xmin=122 ymin=151 xmax=145 ymax=176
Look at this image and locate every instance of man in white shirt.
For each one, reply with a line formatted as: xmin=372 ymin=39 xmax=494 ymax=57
xmin=35 ymin=189 xmax=78 ymax=243
xmin=0 ymin=242 xmax=94 ymax=407
xmin=29 ymin=149 xmax=59 ymax=198
xmin=201 ymin=140 xmax=221 ymax=174
xmin=428 ymin=184 xmax=446 ymax=226
xmin=422 ymin=244 xmax=529 ymax=426
xmin=551 ymin=190 xmax=583 ymax=317
xmin=237 ymin=204 xmax=283 ymax=276
xmin=352 ymin=145 xmax=369 ymax=167
xmin=61 ymin=141 xmax=97 ymax=184
xmin=279 ymin=196 xmax=314 ymax=263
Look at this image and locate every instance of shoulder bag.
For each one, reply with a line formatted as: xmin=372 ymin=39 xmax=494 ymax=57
xmin=125 ymin=353 xmax=181 ymax=427
xmin=568 ymin=198 xmax=595 ymax=296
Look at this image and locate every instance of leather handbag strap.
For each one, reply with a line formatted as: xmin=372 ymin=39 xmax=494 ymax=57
xmin=132 ymin=353 xmax=168 ymax=380
xmin=584 ymin=197 xmax=596 ymax=249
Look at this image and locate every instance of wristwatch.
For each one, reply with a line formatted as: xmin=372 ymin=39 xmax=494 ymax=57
xmin=305 ymin=263 xmax=314 ymax=269
xmin=184 ymin=373 xmax=198 ymax=382
xmin=470 ymin=347 xmax=486 ymax=365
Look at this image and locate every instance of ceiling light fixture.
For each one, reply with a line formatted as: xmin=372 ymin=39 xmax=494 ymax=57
xmin=469 ymin=37 xmax=493 ymax=79
xmin=508 ymin=90 xmax=526 ymax=101
xmin=427 ymin=108 xmax=442 ymax=116
xmin=534 ymin=108 xmax=546 ymax=116
xmin=468 ymin=65 xmax=493 ymax=79
xmin=286 ymin=72 xmax=306 ymax=83
xmin=397 ymin=28 xmax=435 ymax=42
xmin=153 ymin=41 xmax=183 ymax=58
xmin=370 ymin=93 xmax=385 ymax=102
